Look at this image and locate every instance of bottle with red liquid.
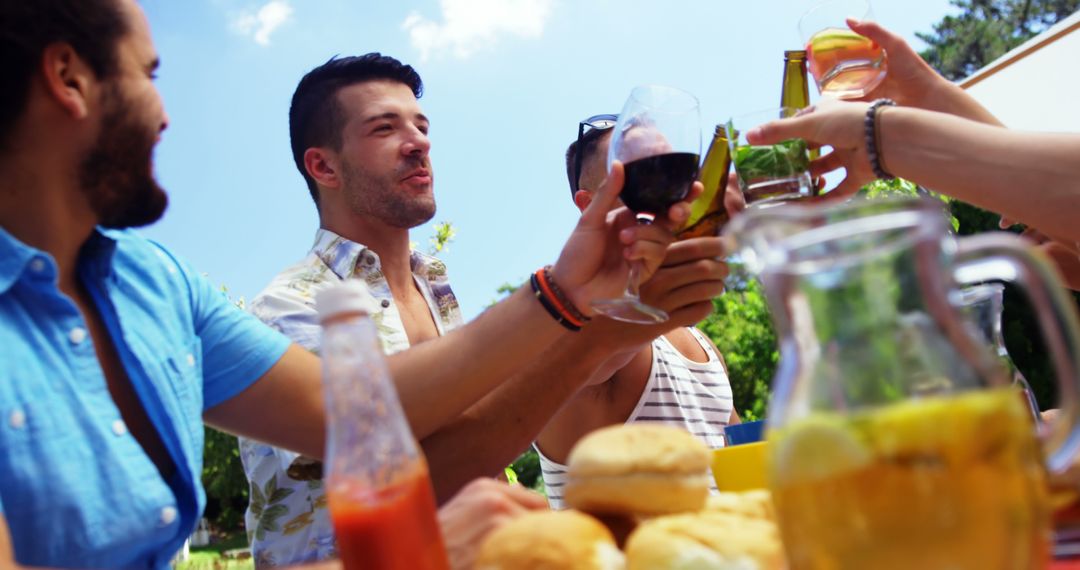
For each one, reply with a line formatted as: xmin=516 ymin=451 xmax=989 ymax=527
xmin=316 ymin=281 xmax=449 ymax=570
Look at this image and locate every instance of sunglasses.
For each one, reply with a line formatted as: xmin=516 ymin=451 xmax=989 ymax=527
xmin=573 ymin=114 xmax=618 ymax=193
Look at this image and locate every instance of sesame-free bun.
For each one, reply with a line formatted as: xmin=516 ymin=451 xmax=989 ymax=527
xmin=625 ymin=510 xmax=785 ymax=570
xmin=704 ymin=489 xmax=775 ymax=521
xmin=475 ymin=510 xmax=626 ymax=570
xmin=563 ymin=424 xmax=711 ymax=516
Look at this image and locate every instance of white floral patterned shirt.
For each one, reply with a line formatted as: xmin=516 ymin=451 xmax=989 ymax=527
xmin=238 ymin=228 xmax=463 ymax=567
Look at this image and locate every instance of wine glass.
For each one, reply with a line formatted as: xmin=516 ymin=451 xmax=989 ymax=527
xmin=591 ymin=85 xmax=701 ymax=324
xmin=799 ymin=0 xmax=887 ymax=99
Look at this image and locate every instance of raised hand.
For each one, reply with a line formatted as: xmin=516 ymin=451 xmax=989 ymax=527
xmin=550 ymin=160 xmax=699 ymax=314
xmin=848 ymin=18 xmax=1001 ymax=126
xmin=747 ymin=99 xmax=873 ymax=199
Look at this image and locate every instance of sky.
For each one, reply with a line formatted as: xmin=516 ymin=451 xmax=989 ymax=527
xmin=141 ymin=0 xmax=955 ymax=320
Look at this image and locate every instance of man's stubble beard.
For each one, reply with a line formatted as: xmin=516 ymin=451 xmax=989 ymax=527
xmin=78 ymin=83 xmax=168 ymax=229
xmin=340 ymin=156 xmax=436 ymax=230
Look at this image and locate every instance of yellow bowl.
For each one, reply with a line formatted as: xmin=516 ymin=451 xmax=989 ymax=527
xmin=711 ymin=442 xmax=769 ymax=492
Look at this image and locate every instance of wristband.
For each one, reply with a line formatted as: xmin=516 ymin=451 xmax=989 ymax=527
xmin=865 ymin=98 xmax=896 ymax=180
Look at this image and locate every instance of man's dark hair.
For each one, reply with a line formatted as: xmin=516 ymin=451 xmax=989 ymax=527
xmin=0 ymin=0 xmax=129 ymax=148
xmin=289 ymin=53 xmax=423 ymax=208
xmin=565 ymin=126 xmax=611 ymax=199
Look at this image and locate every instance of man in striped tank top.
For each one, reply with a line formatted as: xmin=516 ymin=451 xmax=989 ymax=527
xmin=536 ymin=119 xmax=743 ymax=509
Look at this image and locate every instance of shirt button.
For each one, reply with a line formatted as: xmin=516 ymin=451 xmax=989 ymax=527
xmin=29 ymin=258 xmax=47 ymax=273
xmin=186 ymin=353 xmax=196 ymax=367
xmin=68 ymin=327 xmax=87 ymax=345
xmin=159 ymin=506 xmax=178 ymax=526
xmin=381 ymin=299 xmax=391 ymax=308
xmin=9 ymin=410 xmax=26 ymax=430
xmin=112 ymin=420 xmax=127 ymax=436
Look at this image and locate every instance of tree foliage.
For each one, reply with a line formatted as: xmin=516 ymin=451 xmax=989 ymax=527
xmin=698 ymin=280 xmax=778 ymax=421
xmin=918 ymin=0 xmax=1080 ymax=80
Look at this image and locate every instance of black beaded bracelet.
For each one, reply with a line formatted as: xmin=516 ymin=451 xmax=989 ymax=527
xmin=865 ymin=98 xmax=896 ymax=180
xmin=530 ymin=272 xmax=581 ymax=332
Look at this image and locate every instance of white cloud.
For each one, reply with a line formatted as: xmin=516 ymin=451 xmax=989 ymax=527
xmin=231 ymin=1 xmax=294 ymax=46
xmin=402 ymin=0 xmax=555 ymax=62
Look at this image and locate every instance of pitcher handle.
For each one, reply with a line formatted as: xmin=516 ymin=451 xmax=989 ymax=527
xmin=953 ymin=232 xmax=1080 ymax=474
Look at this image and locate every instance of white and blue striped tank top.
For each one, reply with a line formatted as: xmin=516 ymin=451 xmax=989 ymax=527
xmin=537 ymin=328 xmax=734 ymax=509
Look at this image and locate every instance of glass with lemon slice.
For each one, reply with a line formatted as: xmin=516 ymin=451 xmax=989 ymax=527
xmin=799 ymin=0 xmax=887 ymax=98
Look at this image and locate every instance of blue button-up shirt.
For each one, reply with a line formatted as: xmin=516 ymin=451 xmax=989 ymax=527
xmin=0 ymin=226 xmax=290 ymax=568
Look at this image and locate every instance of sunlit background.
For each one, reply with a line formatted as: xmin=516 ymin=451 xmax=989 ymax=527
xmin=142 ymin=0 xmax=955 ymax=319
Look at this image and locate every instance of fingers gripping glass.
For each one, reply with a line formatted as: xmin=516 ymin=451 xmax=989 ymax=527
xmin=591 ymin=85 xmax=701 ymax=324
xmin=573 ymin=114 xmax=618 ymax=192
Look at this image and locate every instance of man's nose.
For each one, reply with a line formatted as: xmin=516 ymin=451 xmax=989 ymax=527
xmin=403 ymin=127 xmax=430 ymax=156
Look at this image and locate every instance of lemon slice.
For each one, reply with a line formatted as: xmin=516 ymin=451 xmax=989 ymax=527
xmin=772 ymin=416 xmax=872 ymax=486
xmin=809 ymin=29 xmax=870 ymax=53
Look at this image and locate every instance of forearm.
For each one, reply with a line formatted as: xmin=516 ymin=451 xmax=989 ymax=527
xmin=920 ymin=80 xmax=1003 ymax=126
xmin=880 ymin=108 xmax=1080 ymax=240
xmin=420 ymin=331 xmax=615 ymax=504
xmin=390 ymin=286 xmax=567 ymax=440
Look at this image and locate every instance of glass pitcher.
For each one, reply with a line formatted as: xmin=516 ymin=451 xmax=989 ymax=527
xmin=724 ymin=198 xmax=1080 ymax=569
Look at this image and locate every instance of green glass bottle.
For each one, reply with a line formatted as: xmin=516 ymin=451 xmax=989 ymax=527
xmin=781 ymin=49 xmax=820 ymax=194
xmin=677 ymin=124 xmax=731 ymax=239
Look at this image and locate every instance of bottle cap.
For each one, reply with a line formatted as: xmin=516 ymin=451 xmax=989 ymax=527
xmin=784 ymin=49 xmax=807 ymax=59
xmin=315 ymin=279 xmax=381 ymax=322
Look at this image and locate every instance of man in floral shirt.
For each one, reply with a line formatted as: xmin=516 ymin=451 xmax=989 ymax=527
xmin=239 ymin=54 xmax=466 ymax=566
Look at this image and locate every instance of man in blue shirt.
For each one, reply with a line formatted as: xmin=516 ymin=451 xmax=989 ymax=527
xmin=0 ymin=1 xmax=694 ymax=567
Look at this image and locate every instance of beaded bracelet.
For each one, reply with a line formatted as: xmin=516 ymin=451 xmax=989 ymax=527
xmin=530 ymin=271 xmax=582 ymax=331
xmin=865 ymin=98 xmax=896 ymax=180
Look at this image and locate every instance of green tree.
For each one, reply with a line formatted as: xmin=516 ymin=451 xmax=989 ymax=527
xmin=698 ymin=280 xmax=778 ymax=421
xmin=918 ymin=0 xmax=1080 ymax=81
xmin=202 ymin=426 xmax=251 ymax=531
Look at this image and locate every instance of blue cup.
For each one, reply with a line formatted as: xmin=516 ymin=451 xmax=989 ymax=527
xmin=723 ymin=420 xmax=765 ymax=446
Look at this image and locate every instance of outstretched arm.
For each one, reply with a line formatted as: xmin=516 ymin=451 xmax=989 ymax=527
xmin=207 ymin=162 xmax=692 ymax=457
xmin=749 ymin=101 xmax=1080 ymax=241
xmin=421 ymin=237 xmax=728 ymax=502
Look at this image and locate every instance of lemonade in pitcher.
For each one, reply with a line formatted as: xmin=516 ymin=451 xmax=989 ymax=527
xmin=726 ymin=198 xmax=1080 ymax=569
xmin=770 ymin=386 xmax=1050 ymax=569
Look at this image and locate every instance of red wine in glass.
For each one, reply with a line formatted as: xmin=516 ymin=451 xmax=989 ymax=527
xmin=621 ymin=152 xmax=700 ymax=218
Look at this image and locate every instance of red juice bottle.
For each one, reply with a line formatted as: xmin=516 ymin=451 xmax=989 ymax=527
xmin=316 ymin=281 xmax=450 ymax=570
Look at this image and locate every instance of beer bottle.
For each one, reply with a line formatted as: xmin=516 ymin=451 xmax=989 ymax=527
xmin=677 ymin=124 xmax=731 ymax=240
xmin=781 ymin=49 xmax=820 ymax=193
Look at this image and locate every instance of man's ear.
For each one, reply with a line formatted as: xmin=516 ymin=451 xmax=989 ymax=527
xmin=304 ymin=147 xmax=341 ymax=192
xmin=572 ymin=189 xmax=593 ymax=213
xmin=40 ymin=43 xmax=94 ymax=120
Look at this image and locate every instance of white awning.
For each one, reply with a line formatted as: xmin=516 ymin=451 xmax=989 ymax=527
xmin=959 ymin=9 xmax=1080 ymax=133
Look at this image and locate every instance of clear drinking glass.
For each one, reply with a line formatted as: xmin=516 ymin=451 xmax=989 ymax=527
xmin=799 ymin=0 xmax=887 ymax=99
xmin=592 ymin=84 xmax=701 ymax=324
xmin=726 ymin=107 xmax=814 ymax=207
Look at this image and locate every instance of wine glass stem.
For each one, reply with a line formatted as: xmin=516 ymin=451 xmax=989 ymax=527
xmin=624 ymin=260 xmax=643 ymax=299
xmin=624 ymin=214 xmax=654 ymax=299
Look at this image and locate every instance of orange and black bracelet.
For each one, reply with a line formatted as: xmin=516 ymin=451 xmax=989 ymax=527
xmin=540 ymin=267 xmax=591 ymax=325
xmin=530 ymin=267 xmax=590 ymax=331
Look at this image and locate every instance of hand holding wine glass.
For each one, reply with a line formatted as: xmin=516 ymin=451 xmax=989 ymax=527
xmin=591 ymin=84 xmax=702 ymax=324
